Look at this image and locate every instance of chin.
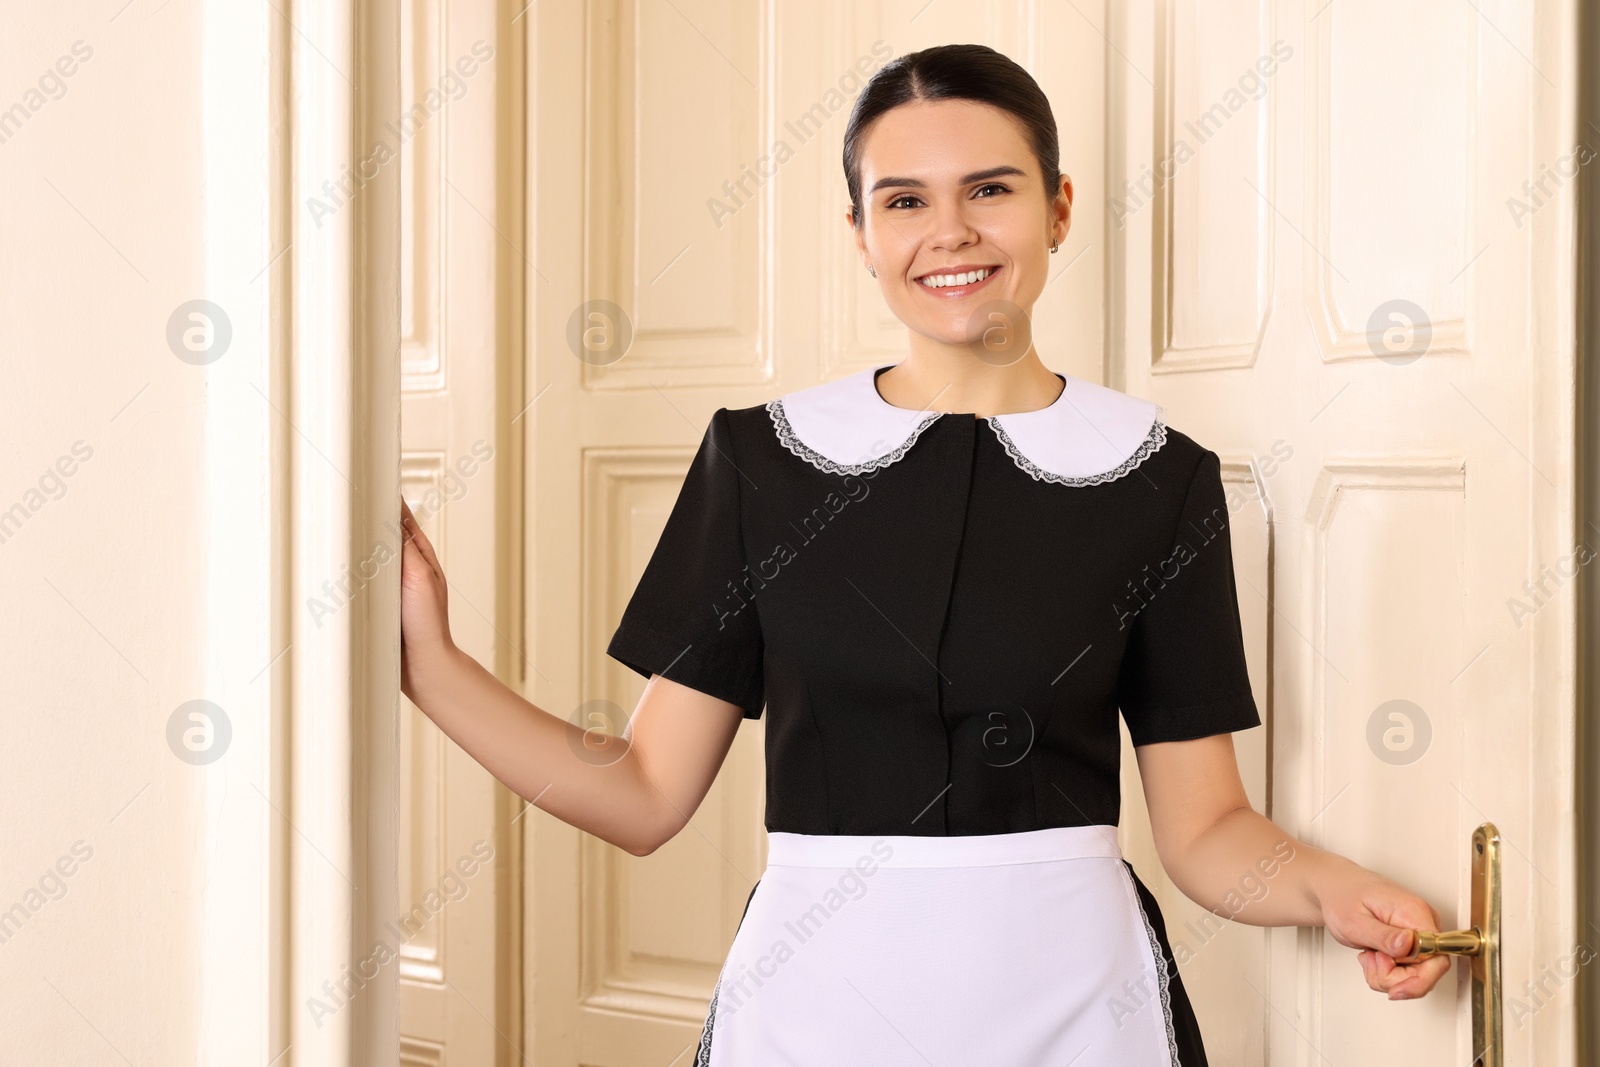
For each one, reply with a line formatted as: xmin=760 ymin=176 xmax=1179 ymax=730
xmin=915 ymin=329 xmax=994 ymax=355
xmin=924 ymin=310 xmax=1014 ymax=349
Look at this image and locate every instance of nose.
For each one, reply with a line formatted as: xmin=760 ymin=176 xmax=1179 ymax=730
xmin=925 ymin=195 xmax=979 ymax=253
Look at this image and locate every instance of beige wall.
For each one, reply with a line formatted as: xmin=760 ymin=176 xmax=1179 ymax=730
xmin=0 ymin=4 xmax=404 ymax=1063
xmin=0 ymin=8 xmax=212 ymax=1064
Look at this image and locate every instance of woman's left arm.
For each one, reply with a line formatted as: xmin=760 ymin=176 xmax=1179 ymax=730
xmin=1135 ymin=733 xmax=1453 ymax=1001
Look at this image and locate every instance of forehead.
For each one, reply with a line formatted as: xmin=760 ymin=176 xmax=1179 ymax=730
xmin=856 ymin=98 xmax=1035 ymax=181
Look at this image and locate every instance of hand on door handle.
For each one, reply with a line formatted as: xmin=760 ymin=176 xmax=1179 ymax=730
xmin=1315 ymin=859 xmax=1452 ymax=1000
xmin=1393 ymin=926 xmax=1484 ymax=964
xmin=1390 ymin=825 xmax=1503 ymax=1065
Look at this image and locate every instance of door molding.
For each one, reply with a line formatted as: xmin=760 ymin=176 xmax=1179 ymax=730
xmin=197 ymin=1 xmax=402 ymax=1063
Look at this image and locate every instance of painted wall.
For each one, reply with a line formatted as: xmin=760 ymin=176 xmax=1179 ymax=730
xmin=3 ymin=6 xmax=215 ymax=1062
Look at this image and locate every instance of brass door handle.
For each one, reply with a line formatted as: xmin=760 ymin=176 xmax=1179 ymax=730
xmin=1390 ymin=823 xmax=1502 ymax=1065
xmin=1397 ymin=927 xmax=1484 ymax=960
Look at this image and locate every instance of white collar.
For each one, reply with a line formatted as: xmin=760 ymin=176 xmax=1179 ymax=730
xmin=766 ymin=363 xmax=1167 ymax=486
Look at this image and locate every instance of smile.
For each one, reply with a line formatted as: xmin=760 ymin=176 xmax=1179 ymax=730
xmin=914 ymin=264 xmax=1001 ymax=294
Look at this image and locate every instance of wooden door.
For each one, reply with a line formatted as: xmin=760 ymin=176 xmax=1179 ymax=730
xmin=525 ymin=1 xmax=1116 ymax=1063
xmin=522 ymin=0 xmax=1584 ymax=1063
xmin=396 ymin=0 xmax=523 ymax=1062
xmin=1113 ymin=1 xmax=1581 ymax=1062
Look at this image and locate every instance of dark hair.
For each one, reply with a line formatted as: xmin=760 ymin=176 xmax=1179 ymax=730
xmin=843 ymin=43 xmax=1062 ymax=228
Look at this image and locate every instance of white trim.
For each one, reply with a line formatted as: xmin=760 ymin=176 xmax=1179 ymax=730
xmin=198 ymin=3 xmax=275 ymax=1062
xmin=768 ymin=363 xmax=1167 ymax=485
xmin=287 ymin=0 xmax=360 ymax=1053
xmin=195 ymin=1 xmax=404 ymax=1063
xmin=986 ymin=409 xmax=1169 ymax=486
xmin=1122 ymin=866 xmax=1182 ymax=1066
xmin=766 ymin=396 xmax=942 ymax=475
xmin=289 ymin=1 xmax=405 ymax=1061
xmin=199 ymin=0 xmax=404 ymax=1059
xmin=766 ymin=363 xmax=947 ymax=470
xmin=694 ymin=979 xmax=722 ymax=1067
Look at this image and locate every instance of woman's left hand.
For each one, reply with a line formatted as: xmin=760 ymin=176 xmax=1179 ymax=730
xmin=1317 ymin=860 xmax=1453 ymax=1000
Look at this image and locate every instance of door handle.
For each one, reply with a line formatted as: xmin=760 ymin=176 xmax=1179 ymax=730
xmin=1391 ymin=822 xmax=1502 ymax=1066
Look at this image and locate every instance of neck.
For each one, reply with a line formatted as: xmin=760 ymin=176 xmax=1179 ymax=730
xmin=881 ymin=334 xmax=1061 ymax=417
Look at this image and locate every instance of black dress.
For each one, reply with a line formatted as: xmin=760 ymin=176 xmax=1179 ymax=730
xmin=607 ymin=362 xmax=1262 ymax=1066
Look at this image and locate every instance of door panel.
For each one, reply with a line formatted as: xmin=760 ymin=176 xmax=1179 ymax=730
xmin=1116 ymin=1 xmax=1578 ymax=1062
xmin=523 ymin=0 xmax=1581 ymax=1063
xmin=529 ymin=2 xmax=1110 ymax=1063
xmin=397 ymin=0 xmax=522 ymax=1061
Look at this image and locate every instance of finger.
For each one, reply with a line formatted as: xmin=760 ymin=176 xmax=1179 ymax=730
xmin=1356 ymin=950 xmax=1379 ymax=991
xmin=401 ymin=531 xmax=432 ymax=583
xmin=1417 ymin=955 xmax=1453 ymax=992
xmin=1336 ymin=912 xmax=1417 ymax=962
xmin=1387 ymin=963 xmax=1445 ymax=999
xmin=400 ymin=497 xmax=420 ymax=552
xmin=1387 ymin=978 xmax=1428 ymax=1000
xmin=401 ymin=527 xmax=443 ymax=587
xmin=402 ymin=504 xmax=445 ymax=576
xmin=1383 ymin=956 xmax=1448 ymax=997
xmin=401 ymin=497 xmax=427 ymax=548
xmin=1359 ymin=949 xmax=1403 ymax=994
xmin=1367 ymin=951 xmax=1399 ymax=987
xmin=1364 ymin=886 xmax=1443 ymax=950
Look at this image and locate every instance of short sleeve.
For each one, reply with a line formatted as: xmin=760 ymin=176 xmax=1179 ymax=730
xmin=605 ymin=408 xmax=766 ymax=718
xmin=1116 ymin=449 xmax=1262 ymax=746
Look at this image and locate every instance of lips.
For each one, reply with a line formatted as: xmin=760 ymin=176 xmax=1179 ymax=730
xmin=914 ymin=264 xmax=1002 ymax=295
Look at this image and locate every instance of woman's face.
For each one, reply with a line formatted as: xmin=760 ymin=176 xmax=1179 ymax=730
xmin=850 ymin=98 xmax=1070 ymax=356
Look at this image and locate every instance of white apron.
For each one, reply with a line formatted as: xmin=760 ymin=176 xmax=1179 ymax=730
xmin=695 ymin=825 xmax=1186 ymax=1066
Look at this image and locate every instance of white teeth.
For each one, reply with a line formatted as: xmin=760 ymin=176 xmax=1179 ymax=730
xmin=919 ymin=267 xmax=994 ymax=288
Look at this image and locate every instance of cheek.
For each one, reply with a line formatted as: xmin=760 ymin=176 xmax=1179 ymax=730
xmin=988 ymin=225 xmax=1052 ymax=290
xmin=983 ymin=208 xmax=1049 ymax=256
xmin=865 ymin=225 xmax=916 ymax=270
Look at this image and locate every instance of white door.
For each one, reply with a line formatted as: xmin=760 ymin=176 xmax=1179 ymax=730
xmin=522 ymin=0 xmax=1582 ymax=1063
xmin=525 ymin=1 xmax=1148 ymax=1064
xmin=1114 ymin=1 xmax=1580 ymax=1063
xmin=396 ymin=0 xmax=522 ymax=1061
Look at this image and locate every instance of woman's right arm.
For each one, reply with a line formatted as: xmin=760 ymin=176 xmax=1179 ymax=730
xmin=400 ymin=497 xmax=744 ymax=857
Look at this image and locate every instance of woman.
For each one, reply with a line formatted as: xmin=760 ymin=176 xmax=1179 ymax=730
xmin=400 ymin=42 xmax=1450 ymax=1065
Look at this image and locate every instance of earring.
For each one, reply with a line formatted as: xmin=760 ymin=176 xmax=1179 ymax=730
xmin=867 ymin=264 xmax=877 ymax=277
xmin=1050 ymin=238 xmax=1060 ymax=254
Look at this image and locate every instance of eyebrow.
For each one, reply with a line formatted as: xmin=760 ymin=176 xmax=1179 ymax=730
xmin=868 ymin=165 xmax=1027 ymax=195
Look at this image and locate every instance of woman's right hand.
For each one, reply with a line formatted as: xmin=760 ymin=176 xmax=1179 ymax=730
xmin=401 ymin=496 xmax=455 ymax=702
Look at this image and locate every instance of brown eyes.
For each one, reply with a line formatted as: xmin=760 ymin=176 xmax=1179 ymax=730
xmin=883 ymin=184 xmax=1011 ymax=211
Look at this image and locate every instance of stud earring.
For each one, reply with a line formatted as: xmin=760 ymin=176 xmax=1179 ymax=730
xmin=867 ymin=264 xmax=877 ymax=277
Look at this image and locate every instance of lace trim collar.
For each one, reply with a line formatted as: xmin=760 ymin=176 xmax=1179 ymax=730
xmin=766 ymin=363 xmax=1167 ymax=486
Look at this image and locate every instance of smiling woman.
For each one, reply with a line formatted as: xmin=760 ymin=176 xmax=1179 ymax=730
xmin=398 ymin=40 xmax=1454 ymax=1067
xmin=659 ymin=43 xmax=1448 ymax=1065
xmin=841 ymin=56 xmax=1072 ymax=405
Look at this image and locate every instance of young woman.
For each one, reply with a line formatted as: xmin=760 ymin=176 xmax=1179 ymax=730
xmin=401 ymin=42 xmax=1451 ymax=1066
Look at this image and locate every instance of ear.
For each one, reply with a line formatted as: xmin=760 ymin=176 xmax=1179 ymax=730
xmin=1051 ymin=174 xmax=1073 ymax=246
xmin=847 ymin=205 xmax=870 ymax=267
